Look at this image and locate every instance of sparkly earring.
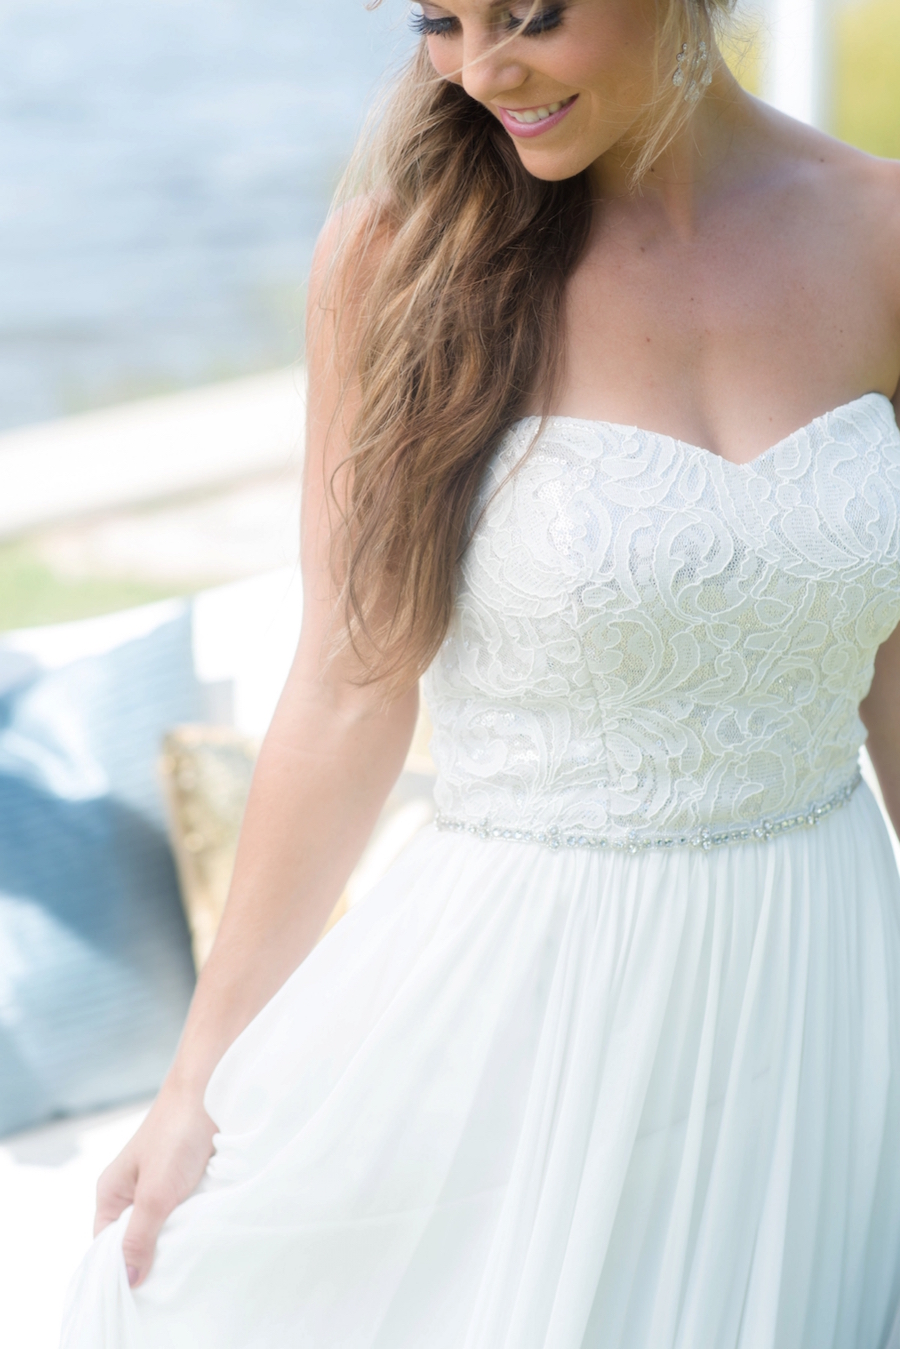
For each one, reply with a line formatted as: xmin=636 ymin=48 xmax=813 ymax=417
xmin=673 ymin=39 xmax=713 ymax=102
xmin=672 ymin=42 xmax=689 ymax=87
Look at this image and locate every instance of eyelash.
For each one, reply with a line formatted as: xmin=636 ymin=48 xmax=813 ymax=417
xmin=409 ymin=6 xmax=565 ymax=39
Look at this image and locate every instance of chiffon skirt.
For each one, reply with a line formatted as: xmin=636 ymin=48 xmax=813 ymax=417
xmin=62 ymin=782 xmax=900 ymax=1349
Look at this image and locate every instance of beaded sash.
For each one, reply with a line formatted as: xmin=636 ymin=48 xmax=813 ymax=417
xmin=435 ymin=771 xmax=862 ymax=855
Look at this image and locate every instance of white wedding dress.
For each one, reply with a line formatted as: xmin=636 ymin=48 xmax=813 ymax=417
xmin=63 ymin=392 xmax=900 ymax=1349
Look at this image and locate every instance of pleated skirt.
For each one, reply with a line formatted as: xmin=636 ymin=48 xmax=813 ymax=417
xmin=62 ymin=782 xmax=900 ymax=1349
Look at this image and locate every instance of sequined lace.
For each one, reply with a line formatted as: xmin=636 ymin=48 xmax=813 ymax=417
xmin=423 ymin=395 xmax=900 ymax=850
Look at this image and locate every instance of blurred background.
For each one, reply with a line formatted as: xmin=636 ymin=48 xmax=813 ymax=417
xmin=0 ymin=0 xmax=417 ymax=623
xmin=0 ymin=0 xmax=406 ymax=430
xmin=0 ymin=1 xmax=897 ymax=1345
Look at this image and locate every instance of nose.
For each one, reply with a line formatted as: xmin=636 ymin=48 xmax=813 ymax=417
xmin=458 ymin=34 xmax=528 ymax=106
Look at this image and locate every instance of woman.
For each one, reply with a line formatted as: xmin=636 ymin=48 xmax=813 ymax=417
xmin=63 ymin=1 xmax=900 ymax=1345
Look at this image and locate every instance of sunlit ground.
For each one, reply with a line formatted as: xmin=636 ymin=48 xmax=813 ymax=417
xmin=0 ymin=471 xmax=299 ymax=631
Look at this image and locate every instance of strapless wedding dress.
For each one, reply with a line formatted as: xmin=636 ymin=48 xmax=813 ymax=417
xmin=62 ymin=393 xmax=900 ymax=1349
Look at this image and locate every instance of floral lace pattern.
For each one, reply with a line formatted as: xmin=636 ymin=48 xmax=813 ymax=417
xmin=423 ymin=394 xmax=900 ymax=845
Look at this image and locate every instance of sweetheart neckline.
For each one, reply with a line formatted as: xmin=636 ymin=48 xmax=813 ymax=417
xmin=513 ymin=391 xmax=898 ymax=470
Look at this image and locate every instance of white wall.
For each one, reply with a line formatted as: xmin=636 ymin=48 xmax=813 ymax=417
xmin=761 ymin=0 xmax=833 ymax=129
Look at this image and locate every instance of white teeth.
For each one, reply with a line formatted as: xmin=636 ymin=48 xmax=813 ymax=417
xmin=508 ymin=99 xmax=568 ymax=124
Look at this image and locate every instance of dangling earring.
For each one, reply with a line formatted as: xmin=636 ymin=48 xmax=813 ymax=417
xmin=673 ymin=39 xmax=713 ymax=102
xmin=672 ymin=42 xmax=689 ymax=88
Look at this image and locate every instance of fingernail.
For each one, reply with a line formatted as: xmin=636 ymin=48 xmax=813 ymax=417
xmin=127 ymin=1266 xmax=140 ymax=1288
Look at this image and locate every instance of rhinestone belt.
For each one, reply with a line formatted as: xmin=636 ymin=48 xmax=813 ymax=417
xmin=435 ymin=770 xmax=862 ymax=854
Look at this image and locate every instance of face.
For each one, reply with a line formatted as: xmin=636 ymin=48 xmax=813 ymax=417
xmin=412 ymin=0 xmax=662 ymax=181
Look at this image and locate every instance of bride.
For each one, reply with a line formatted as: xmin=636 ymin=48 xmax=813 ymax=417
xmin=63 ymin=2 xmax=900 ymax=1345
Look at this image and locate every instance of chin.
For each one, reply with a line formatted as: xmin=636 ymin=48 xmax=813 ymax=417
xmin=514 ymin=146 xmax=598 ymax=183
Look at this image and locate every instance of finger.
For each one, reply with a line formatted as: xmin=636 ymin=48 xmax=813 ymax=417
xmin=94 ymin=1161 xmax=138 ymax=1237
xmin=120 ymin=1191 xmax=171 ymax=1289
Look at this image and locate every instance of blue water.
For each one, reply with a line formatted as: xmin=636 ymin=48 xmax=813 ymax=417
xmin=0 ymin=0 xmax=415 ymax=431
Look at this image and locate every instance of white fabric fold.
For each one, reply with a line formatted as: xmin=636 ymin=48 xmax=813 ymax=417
xmin=62 ymin=784 xmax=900 ymax=1349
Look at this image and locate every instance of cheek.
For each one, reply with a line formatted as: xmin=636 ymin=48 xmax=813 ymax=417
xmin=424 ymin=39 xmax=463 ymax=85
xmin=554 ymin=5 xmax=658 ymax=96
xmin=555 ymin=47 xmax=613 ymax=91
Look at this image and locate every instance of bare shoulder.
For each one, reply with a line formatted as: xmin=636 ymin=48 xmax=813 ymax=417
xmin=822 ymin=145 xmax=900 ymax=403
xmin=825 ymin=138 xmax=900 ymax=257
xmin=770 ymin=114 xmax=900 ymax=370
xmin=304 ymin=191 xmax=397 ymax=407
xmin=756 ymin=105 xmax=900 ymax=240
xmin=303 ymin=193 xmax=399 ymax=486
xmin=308 ymin=192 xmax=394 ymax=313
xmin=835 ymin=150 xmax=900 ymax=413
xmin=793 ymin=125 xmax=900 ymax=299
xmin=748 ymin=105 xmax=900 ymax=407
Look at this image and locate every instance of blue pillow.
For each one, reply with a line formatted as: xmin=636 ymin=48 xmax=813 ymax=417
xmin=0 ymin=601 xmax=201 ymax=1137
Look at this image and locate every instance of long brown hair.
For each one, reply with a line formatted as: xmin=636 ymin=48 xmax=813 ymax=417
xmin=322 ymin=3 xmax=731 ymax=690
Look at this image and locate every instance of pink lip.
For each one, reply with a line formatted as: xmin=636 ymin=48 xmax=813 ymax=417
xmin=497 ymin=95 xmax=577 ymax=139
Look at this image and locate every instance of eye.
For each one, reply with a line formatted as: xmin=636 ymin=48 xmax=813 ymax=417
xmin=409 ymin=9 xmax=458 ymax=37
xmin=409 ymin=5 xmax=566 ymax=40
xmin=506 ymin=5 xmax=565 ymax=37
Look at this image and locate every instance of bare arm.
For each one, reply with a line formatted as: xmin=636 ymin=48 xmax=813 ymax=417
xmin=861 ymin=268 xmax=900 ymax=836
xmin=859 ymin=194 xmax=900 ymax=835
xmin=164 ymin=657 xmax=417 ymax=1099
xmin=94 ymin=209 xmax=413 ymax=1285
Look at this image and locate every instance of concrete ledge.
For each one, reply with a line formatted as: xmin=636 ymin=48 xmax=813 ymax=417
xmin=0 ymin=368 xmax=306 ymax=539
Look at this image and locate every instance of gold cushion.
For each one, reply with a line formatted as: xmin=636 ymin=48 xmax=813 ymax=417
xmin=160 ymin=701 xmax=435 ymax=971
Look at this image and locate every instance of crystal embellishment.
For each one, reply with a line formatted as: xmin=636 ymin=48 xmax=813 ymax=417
xmin=435 ymin=772 xmax=862 ymax=855
xmin=674 ymin=37 xmax=713 ymax=101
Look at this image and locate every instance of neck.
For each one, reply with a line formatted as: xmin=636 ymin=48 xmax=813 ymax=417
xmin=589 ymin=62 xmax=755 ymax=234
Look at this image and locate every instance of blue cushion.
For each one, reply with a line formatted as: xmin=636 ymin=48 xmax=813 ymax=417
xmin=0 ymin=601 xmax=201 ymax=1137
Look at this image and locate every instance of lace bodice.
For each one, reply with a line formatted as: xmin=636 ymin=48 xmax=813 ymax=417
xmin=423 ymin=393 xmax=900 ymax=846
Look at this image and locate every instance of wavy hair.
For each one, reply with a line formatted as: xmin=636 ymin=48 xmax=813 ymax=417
xmin=321 ymin=1 xmax=735 ymax=690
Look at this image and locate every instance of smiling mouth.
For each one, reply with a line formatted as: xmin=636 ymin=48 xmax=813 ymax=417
xmin=497 ymin=95 xmax=577 ymax=138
